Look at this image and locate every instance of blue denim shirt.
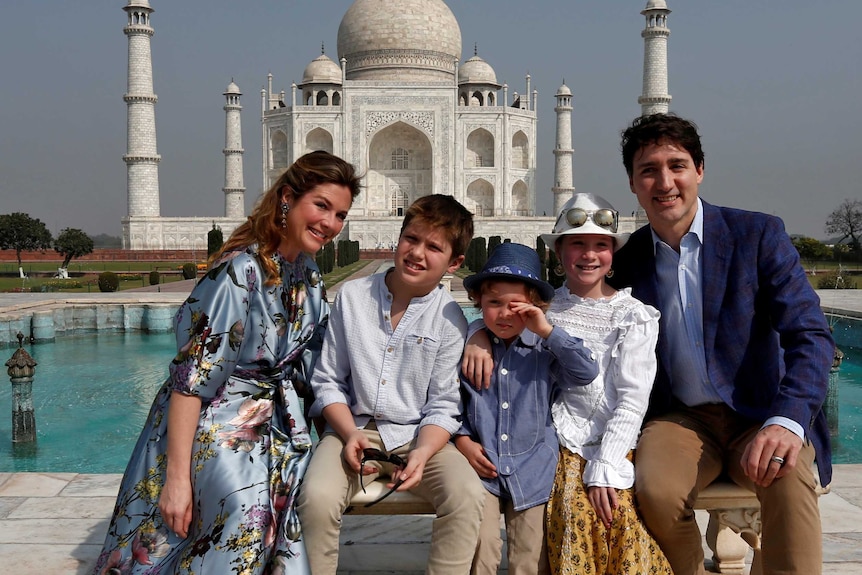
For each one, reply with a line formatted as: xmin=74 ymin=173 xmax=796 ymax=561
xmin=457 ymin=324 xmax=598 ymax=510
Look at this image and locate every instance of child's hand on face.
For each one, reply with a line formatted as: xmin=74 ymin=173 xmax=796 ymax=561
xmin=509 ymin=301 xmax=553 ymax=339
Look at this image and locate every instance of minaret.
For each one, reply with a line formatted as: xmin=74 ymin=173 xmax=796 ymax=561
xmin=552 ymin=82 xmax=575 ymax=216
xmin=123 ymin=0 xmax=160 ymax=218
xmin=223 ymin=80 xmax=245 ymax=219
xmin=638 ymin=0 xmax=672 ymax=115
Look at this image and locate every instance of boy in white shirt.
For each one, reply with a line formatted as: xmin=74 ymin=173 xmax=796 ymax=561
xmin=297 ymin=194 xmax=485 ymax=575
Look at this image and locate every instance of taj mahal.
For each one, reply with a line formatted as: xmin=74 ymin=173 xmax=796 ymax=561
xmin=121 ymin=0 xmax=671 ymax=250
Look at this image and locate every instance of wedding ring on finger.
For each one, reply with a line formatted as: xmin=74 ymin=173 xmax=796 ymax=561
xmin=770 ymin=455 xmax=786 ymax=466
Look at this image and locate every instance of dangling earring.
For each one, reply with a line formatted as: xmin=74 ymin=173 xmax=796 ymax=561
xmin=606 ymin=269 xmax=615 ymax=279
xmin=554 ymin=263 xmax=565 ymax=277
xmin=280 ymin=202 xmax=290 ymax=228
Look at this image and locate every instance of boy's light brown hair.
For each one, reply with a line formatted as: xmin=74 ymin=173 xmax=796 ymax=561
xmin=467 ymin=279 xmax=550 ymax=313
xmin=400 ymin=194 xmax=474 ymax=258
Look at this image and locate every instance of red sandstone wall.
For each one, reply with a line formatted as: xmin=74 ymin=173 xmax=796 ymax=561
xmin=0 ymin=249 xmax=202 ymax=262
xmin=0 ymin=249 xmax=392 ymax=263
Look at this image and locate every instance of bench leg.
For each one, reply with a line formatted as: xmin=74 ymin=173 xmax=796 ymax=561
xmin=706 ymin=508 xmax=762 ymax=575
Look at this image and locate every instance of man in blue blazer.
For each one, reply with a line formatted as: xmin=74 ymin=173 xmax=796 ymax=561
xmin=610 ymin=114 xmax=833 ymax=575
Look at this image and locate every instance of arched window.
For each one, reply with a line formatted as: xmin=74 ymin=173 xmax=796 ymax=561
xmin=512 ymin=131 xmax=529 ymax=169
xmin=390 ymin=186 xmax=409 ymax=217
xmin=511 ymin=180 xmax=529 ymax=216
xmin=332 ymin=92 xmax=341 ymax=106
xmin=467 ymin=129 xmax=494 ymax=168
xmin=316 ymin=91 xmax=329 ymax=106
xmin=391 ymin=148 xmax=409 ymax=170
xmin=272 ymin=130 xmax=289 ymax=169
xmin=306 ymin=128 xmax=333 ymax=154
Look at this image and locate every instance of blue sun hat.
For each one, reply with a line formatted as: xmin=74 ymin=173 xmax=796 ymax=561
xmin=463 ymin=242 xmax=555 ymax=302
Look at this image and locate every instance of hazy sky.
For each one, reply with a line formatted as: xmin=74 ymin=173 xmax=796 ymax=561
xmin=1 ymin=1 xmax=859 ymax=240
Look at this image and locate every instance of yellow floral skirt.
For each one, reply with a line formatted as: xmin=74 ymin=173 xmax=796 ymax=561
xmin=546 ymin=449 xmax=673 ymax=575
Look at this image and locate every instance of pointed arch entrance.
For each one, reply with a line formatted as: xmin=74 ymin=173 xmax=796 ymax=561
xmin=367 ymin=121 xmax=433 ymax=217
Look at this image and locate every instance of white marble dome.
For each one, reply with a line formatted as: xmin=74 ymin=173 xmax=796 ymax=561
xmin=458 ymin=55 xmax=499 ymax=87
xmin=644 ymin=0 xmax=668 ymax=10
xmin=337 ymin=0 xmax=462 ymax=81
xmin=301 ymin=53 xmax=342 ymax=85
xmin=224 ymin=80 xmax=241 ymax=94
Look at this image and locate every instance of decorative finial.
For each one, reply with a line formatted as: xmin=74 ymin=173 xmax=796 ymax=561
xmin=321 ymin=42 xmax=325 ymax=55
xmin=474 ymin=43 xmax=478 ymax=57
xmin=16 ymin=332 xmax=24 ymax=348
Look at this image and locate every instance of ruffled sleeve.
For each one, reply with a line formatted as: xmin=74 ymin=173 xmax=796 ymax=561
xmin=169 ymin=251 xmax=256 ymax=402
xmin=583 ymin=299 xmax=660 ymax=489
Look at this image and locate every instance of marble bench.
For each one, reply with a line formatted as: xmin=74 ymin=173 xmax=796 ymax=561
xmin=346 ymin=478 xmax=776 ymax=575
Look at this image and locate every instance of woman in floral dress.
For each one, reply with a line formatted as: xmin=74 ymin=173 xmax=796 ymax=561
xmin=93 ymin=151 xmax=361 ymax=575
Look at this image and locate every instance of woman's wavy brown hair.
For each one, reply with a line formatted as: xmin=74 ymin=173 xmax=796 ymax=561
xmin=212 ymin=150 xmax=362 ymax=285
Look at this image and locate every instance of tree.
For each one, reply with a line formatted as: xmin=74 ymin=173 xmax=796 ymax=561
xmin=0 ymin=212 xmax=53 ymax=269
xmin=54 ymin=228 xmax=94 ymax=268
xmin=207 ymin=223 xmax=223 ymax=257
xmin=825 ymin=199 xmax=862 ymax=258
xmin=791 ymin=236 xmax=831 ymax=267
xmin=487 ymin=235 xmax=502 ymax=257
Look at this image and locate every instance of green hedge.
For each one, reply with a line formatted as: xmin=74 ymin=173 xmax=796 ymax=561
xmin=98 ymin=271 xmax=120 ymax=292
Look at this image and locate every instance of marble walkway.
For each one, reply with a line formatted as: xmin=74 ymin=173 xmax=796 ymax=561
xmin=0 ymin=466 xmax=861 ymax=574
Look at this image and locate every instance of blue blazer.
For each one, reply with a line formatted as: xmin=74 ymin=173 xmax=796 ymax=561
xmin=611 ymin=200 xmax=834 ymax=485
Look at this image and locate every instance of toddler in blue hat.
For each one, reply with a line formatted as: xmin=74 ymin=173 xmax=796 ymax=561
xmin=455 ymin=242 xmax=598 ymax=575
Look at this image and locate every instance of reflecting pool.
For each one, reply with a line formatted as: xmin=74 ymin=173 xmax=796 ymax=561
xmin=0 ymin=325 xmax=859 ymax=472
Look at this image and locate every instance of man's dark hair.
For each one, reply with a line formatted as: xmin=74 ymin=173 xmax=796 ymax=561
xmin=621 ymin=114 xmax=705 ymax=176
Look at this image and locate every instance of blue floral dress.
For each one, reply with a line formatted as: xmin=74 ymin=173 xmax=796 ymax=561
xmin=94 ymin=247 xmax=325 ymax=575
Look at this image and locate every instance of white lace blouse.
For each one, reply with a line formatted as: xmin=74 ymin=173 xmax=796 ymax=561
xmin=547 ymin=287 xmax=660 ymax=490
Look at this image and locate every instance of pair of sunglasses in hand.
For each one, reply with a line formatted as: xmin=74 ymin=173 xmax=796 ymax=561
xmin=360 ymin=448 xmax=406 ymax=508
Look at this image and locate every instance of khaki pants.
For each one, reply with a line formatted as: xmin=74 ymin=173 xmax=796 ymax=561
xmin=635 ymin=403 xmax=822 ymax=575
xmin=297 ymin=429 xmax=486 ymax=575
xmin=472 ymin=490 xmax=550 ymax=575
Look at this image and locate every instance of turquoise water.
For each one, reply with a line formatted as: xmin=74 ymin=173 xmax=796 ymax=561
xmin=0 ymin=332 xmax=860 ymax=472
xmin=0 ymin=332 xmax=174 ymax=473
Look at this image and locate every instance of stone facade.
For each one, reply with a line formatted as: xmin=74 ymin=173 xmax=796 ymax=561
xmin=120 ymin=0 xmax=659 ymax=250
xmin=122 ymin=216 xmax=242 ymax=251
xmin=223 ymin=82 xmax=246 ymax=219
xmin=123 ymin=1 xmax=161 ymax=221
xmin=639 ymin=0 xmax=672 ymax=115
xmin=261 ymin=0 xmax=548 ymax=249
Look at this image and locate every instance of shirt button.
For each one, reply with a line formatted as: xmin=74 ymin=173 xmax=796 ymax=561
xmin=680 ymin=264 xmax=687 ymax=270
xmin=493 ymin=337 xmax=499 ymax=344
xmin=375 ymin=413 xmax=382 ymax=418
xmin=501 ymin=402 xmax=509 ymax=409
xmin=590 ymin=353 xmax=596 ymax=361
xmin=501 ymin=434 xmax=508 ymax=441
xmin=387 ymin=347 xmax=394 ymax=353
xmin=387 ymin=294 xmax=392 ymax=301
xmin=500 ymin=368 xmax=508 ymax=375
xmin=505 ymin=466 xmax=511 ymax=473
xmin=384 ymin=314 xmax=390 ymax=321
xmin=381 ymin=379 xmax=387 ymax=385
